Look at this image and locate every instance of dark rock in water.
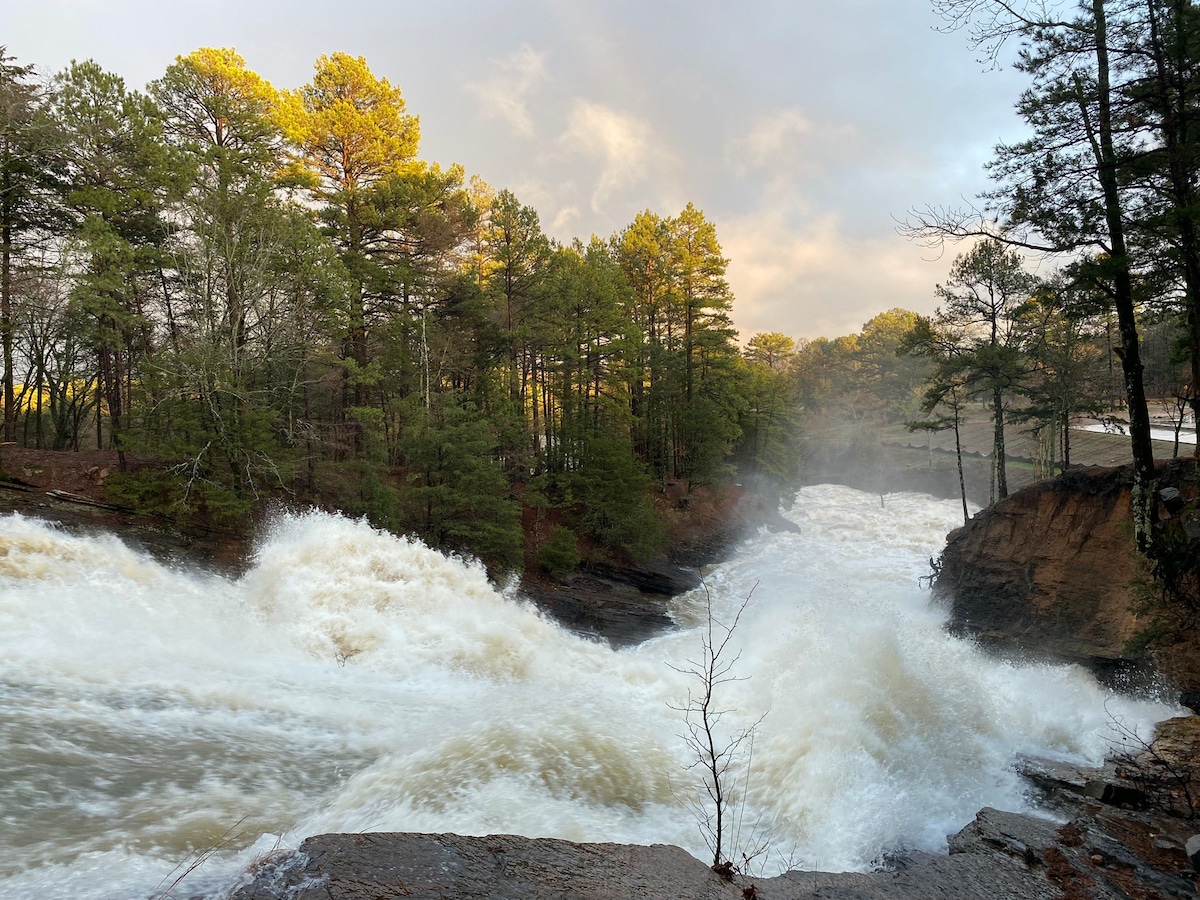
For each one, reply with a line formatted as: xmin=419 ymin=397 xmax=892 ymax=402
xmin=519 ymin=554 xmax=710 ymax=647
xmin=585 ymin=559 xmax=701 ymax=596
xmin=1014 ymin=754 xmax=1104 ymax=801
xmin=520 ymin=572 xmax=677 ymax=648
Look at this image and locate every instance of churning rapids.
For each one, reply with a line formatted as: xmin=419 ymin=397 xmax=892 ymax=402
xmin=0 ymin=484 xmax=1180 ymax=899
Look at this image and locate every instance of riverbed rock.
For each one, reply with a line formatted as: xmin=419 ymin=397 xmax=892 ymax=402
xmin=226 ymin=828 xmax=1056 ymax=900
xmin=518 ymin=570 xmax=678 ymax=647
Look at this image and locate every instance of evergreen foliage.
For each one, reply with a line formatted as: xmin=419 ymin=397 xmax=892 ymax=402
xmin=0 ymin=45 xmax=806 ymax=573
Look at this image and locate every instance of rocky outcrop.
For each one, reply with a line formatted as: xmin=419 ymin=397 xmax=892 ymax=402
xmin=517 ymin=566 xmax=683 ymax=648
xmin=933 ymin=460 xmax=1200 ymax=700
xmin=228 ymin=782 xmax=1200 ymax=900
xmin=227 ymin=827 xmax=1068 ymax=900
xmin=227 ymin=723 xmax=1200 ymax=898
xmin=934 ymin=465 xmax=1144 ymax=666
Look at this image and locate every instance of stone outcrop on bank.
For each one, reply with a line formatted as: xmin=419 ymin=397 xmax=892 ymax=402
xmin=933 ymin=459 xmax=1200 ymax=701
xmin=933 ymin=465 xmax=1143 ymax=666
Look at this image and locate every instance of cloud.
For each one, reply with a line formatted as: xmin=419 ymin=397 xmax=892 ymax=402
xmin=721 ymin=210 xmax=949 ymax=342
xmin=560 ymin=101 xmax=653 ymax=213
xmin=743 ymin=109 xmax=814 ymax=167
xmin=552 ymin=205 xmax=580 ymax=230
xmin=465 ymin=44 xmax=547 ymax=138
xmin=729 ymin=108 xmax=860 ymax=179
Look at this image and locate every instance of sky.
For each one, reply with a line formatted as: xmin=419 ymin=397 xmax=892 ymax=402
xmin=4 ymin=0 xmax=1031 ymax=342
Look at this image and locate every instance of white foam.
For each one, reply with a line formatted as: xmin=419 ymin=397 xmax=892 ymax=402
xmin=0 ymin=491 xmax=1179 ymax=896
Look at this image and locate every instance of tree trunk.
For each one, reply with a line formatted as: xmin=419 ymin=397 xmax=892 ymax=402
xmin=1 ymin=159 xmax=14 ymax=444
xmin=954 ymin=406 xmax=969 ymax=525
xmin=1093 ymin=0 xmax=1158 ymax=551
xmin=992 ymin=386 xmax=1008 ymax=499
xmin=1153 ymin=0 xmax=1200 ymax=458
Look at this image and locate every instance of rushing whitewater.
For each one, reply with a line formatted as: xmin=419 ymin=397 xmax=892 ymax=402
xmin=0 ymin=485 xmax=1178 ymax=899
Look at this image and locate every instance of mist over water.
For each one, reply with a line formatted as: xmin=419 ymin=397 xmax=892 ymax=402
xmin=0 ymin=485 xmax=1179 ymax=899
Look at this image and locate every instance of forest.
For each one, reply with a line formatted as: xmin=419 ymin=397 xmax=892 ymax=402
xmin=6 ymin=0 xmax=1200 ymax=575
xmin=0 ymin=47 xmax=802 ymax=573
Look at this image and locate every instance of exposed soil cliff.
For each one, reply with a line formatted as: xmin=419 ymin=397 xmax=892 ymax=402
xmin=933 ymin=459 xmax=1200 ymax=702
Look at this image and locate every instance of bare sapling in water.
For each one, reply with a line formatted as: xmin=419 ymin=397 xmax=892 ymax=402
xmin=670 ymin=580 xmax=770 ymax=877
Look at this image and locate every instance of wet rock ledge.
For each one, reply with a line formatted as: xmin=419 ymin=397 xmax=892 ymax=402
xmin=229 ymin=747 xmax=1200 ymax=900
xmin=229 ymin=722 xmax=1200 ymax=899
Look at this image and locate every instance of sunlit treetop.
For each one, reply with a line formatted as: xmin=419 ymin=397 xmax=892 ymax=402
xmin=277 ymin=52 xmax=420 ymax=196
xmin=745 ymin=332 xmax=796 ymax=371
xmin=151 ymin=47 xmax=281 ymax=156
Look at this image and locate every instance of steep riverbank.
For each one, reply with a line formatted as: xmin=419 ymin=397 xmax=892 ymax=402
xmin=933 ymin=458 xmax=1200 ymax=706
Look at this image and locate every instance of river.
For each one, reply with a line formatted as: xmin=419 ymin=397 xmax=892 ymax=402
xmin=0 ymin=484 xmax=1178 ymax=899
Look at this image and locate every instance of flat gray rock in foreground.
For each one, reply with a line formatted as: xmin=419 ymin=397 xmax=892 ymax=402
xmin=228 ymin=806 xmax=1162 ymax=900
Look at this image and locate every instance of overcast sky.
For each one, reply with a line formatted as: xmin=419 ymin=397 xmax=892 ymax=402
xmin=5 ymin=0 xmax=1030 ymax=341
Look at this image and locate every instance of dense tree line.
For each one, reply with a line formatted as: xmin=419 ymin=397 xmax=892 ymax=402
xmin=0 ymin=47 xmax=802 ymax=572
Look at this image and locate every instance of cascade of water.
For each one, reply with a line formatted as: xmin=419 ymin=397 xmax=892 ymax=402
xmin=0 ymin=486 xmax=1178 ymax=899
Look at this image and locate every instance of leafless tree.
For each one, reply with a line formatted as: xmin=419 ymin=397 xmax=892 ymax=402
xmin=670 ymin=581 xmax=769 ymax=876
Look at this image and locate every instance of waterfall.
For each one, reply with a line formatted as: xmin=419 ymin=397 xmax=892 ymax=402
xmin=0 ymin=485 xmax=1177 ymax=899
